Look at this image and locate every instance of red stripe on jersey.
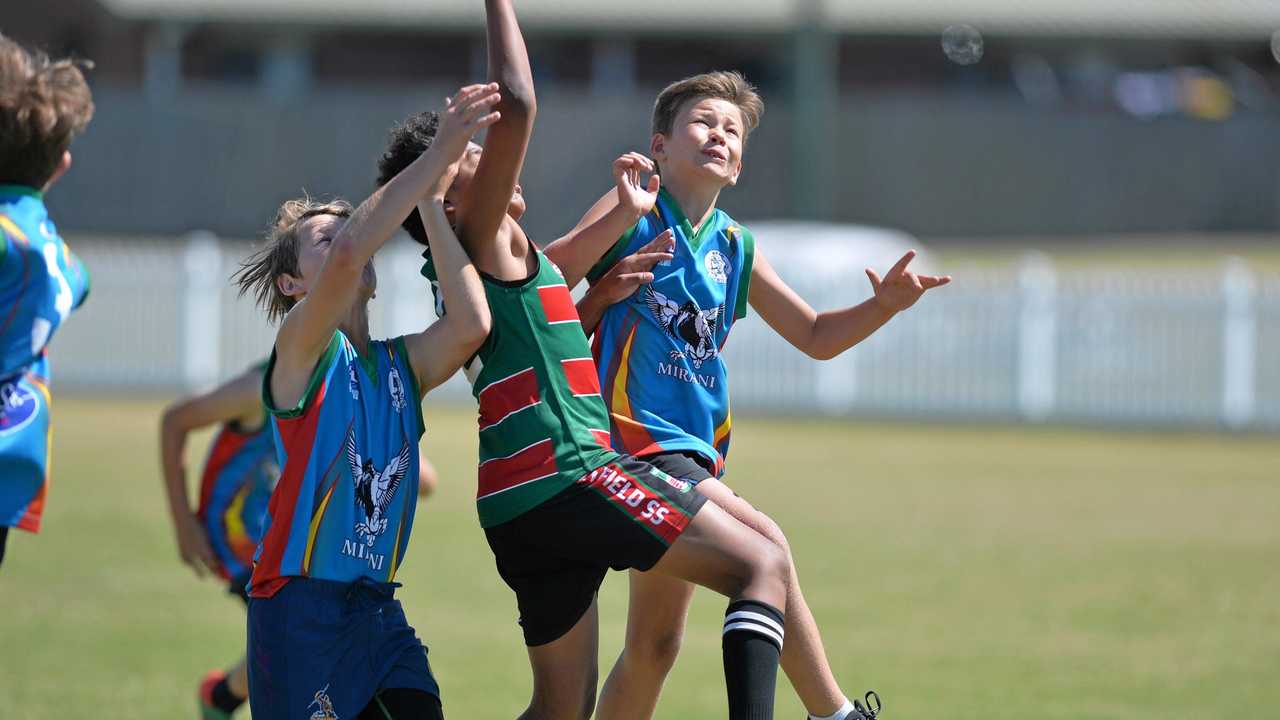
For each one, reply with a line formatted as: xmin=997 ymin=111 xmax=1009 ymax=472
xmin=196 ymin=428 xmax=253 ymax=521
xmin=477 ymin=438 xmax=558 ymax=499
xmin=590 ymin=428 xmax=612 ymax=449
xmin=561 ymin=357 xmax=601 ymax=397
xmin=537 ymin=284 xmax=579 ymax=324
xmin=581 ymin=463 xmax=694 ymax=545
xmin=250 ymin=378 xmax=328 ymax=598
xmin=477 ymin=367 xmax=540 ymax=430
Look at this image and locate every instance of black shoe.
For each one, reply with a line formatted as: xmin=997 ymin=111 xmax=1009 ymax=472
xmin=842 ymin=691 xmax=882 ymax=720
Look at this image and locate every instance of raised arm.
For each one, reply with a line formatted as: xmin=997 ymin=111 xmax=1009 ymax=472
xmin=749 ymin=248 xmax=950 ymax=360
xmin=544 ymin=152 xmax=660 ymax=289
xmin=574 ymin=230 xmax=674 ymax=335
xmin=456 ymin=0 xmax=536 ymax=280
xmin=272 ymin=85 xmax=500 ymax=408
xmin=159 ymin=367 xmax=264 ymax=578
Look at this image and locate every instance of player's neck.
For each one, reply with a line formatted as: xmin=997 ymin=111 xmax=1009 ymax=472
xmin=660 ymin=174 xmax=722 ymax=234
xmin=338 ymin=304 xmax=372 ymax=356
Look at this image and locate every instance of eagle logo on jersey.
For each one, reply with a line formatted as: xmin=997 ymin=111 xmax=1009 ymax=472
xmin=308 ymin=684 xmax=339 ymax=719
xmin=346 ymin=431 xmax=412 ymax=546
xmin=389 ymin=366 xmax=407 ymax=412
xmin=0 ymin=380 xmax=40 ymax=437
xmin=644 ymin=286 xmax=723 ymax=369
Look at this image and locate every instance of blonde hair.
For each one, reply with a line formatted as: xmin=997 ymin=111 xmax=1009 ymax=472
xmin=0 ymin=33 xmax=94 ymax=187
xmin=234 ymin=196 xmax=353 ymax=322
xmin=651 ymin=70 xmax=763 ymax=138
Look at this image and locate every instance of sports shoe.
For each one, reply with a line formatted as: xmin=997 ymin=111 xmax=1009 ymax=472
xmin=843 ymin=691 xmax=881 ymax=720
xmin=198 ymin=669 xmax=232 ymax=720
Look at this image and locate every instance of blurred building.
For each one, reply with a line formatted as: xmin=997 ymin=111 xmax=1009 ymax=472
xmin=4 ymin=0 xmax=1280 ymax=241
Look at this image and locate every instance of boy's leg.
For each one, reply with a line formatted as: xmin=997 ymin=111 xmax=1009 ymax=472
xmin=523 ymin=599 xmax=601 ymax=720
xmin=697 ymin=478 xmax=864 ymax=719
xmin=0 ymin=527 xmax=7 ymax=567
xmin=595 ymin=571 xmax=697 ymax=720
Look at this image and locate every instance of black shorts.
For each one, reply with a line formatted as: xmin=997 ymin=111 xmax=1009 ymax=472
xmin=642 ymin=450 xmax=716 ymax=485
xmin=483 ymin=454 xmax=708 ymax=646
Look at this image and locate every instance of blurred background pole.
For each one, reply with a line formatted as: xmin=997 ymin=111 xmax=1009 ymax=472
xmin=790 ymin=0 xmax=838 ymax=220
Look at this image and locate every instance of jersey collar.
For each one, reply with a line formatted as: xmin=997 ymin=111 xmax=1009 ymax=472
xmin=657 ymin=187 xmax=720 ymax=253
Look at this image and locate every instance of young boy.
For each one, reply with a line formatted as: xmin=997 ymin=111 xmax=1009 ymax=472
xmin=377 ymin=4 xmax=796 ymax=719
xmin=0 ymin=34 xmax=93 ymax=568
xmin=233 ymin=82 xmax=499 ymax=720
xmin=158 ymin=361 xmax=441 ymax=718
xmin=545 ymin=71 xmax=951 ymax=720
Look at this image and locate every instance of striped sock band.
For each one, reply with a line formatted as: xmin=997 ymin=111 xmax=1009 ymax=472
xmin=723 ymin=599 xmax=786 ymax=650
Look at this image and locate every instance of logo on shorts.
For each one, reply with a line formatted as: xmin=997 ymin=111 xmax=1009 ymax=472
xmin=0 ymin=380 xmax=39 ymax=437
xmin=389 ymin=366 xmax=407 ymax=412
xmin=704 ymin=250 xmax=729 ymax=284
xmin=348 ymin=364 xmax=360 ymax=401
xmin=346 ymin=431 xmax=411 ymax=549
xmin=308 ymin=684 xmax=339 ymax=719
xmin=644 ymin=286 xmax=723 ymax=370
xmin=652 ymin=469 xmax=692 ymax=494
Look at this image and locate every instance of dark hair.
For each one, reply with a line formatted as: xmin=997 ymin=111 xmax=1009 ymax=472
xmin=0 ymin=33 xmax=95 ymax=187
xmin=233 ymin=196 xmax=353 ymax=323
xmin=651 ymin=70 xmax=763 ymax=139
xmin=376 ymin=111 xmax=439 ymax=246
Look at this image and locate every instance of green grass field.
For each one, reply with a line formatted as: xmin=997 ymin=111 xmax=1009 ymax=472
xmin=2 ymin=398 xmax=1278 ymax=719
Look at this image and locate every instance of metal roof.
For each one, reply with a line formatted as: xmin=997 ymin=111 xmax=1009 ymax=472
xmin=100 ymin=0 xmax=1280 ymax=38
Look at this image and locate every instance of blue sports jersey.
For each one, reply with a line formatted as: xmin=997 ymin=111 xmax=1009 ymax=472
xmin=197 ymin=414 xmax=278 ymax=581
xmin=0 ymin=186 xmax=90 ymax=378
xmin=587 ymin=188 xmax=754 ymax=476
xmin=0 ymin=186 xmax=89 ymax=533
xmin=250 ymin=332 xmax=423 ymax=598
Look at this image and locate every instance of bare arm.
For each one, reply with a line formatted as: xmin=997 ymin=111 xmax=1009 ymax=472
xmin=749 ymin=248 xmax=950 ymax=360
xmin=456 ymin=0 xmax=537 ymax=281
xmin=159 ymin=368 xmax=264 ymax=577
xmin=272 ymin=85 xmax=500 ymax=409
xmin=403 ymin=194 xmax=491 ymax=392
xmin=573 ymin=230 xmax=675 ymax=335
xmin=544 ymin=153 xmax=660 ymax=289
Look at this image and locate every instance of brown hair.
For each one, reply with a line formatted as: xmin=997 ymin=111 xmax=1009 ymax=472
xmin=234 ymin=197 xmax=353 ymax=323
xmin=0 ymin=33 xmax=95 ymax=188
xmin=651 ymin=71 xmax=763 ymax=138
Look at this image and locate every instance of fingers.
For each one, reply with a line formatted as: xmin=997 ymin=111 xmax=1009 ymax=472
xmin=638 ymin=229 xmax=675 ymax=254
xmin=646 ymin=173 xmax=660 ymax=194
xmin=885 ymin=249 xmax=916 ymax=281
xmin=613 ymin=152 xmax=655 ymax=181
xmin=473 ymin=110 xmax=502 ymax=129
xmin=458 ymin=91 xmax=502 ymax=125
xmin=865 ymin=268 xmax=882 ymax=292
xmin=919 ymin=274 xmax=952 ymax=289
xmin=617 ymin=271 xmax=655 ymax=285
xmin=449 ymin=82 xmax=499 ymax=109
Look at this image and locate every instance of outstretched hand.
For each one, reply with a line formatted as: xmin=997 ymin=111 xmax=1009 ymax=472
xmin=173 ymin=511 xmax=219 ymax=579
xmin=613 ymin=152 xmax=660 ymax=218
xmin=592 ymin=230 xmax=675 ymax=305
xmin=866 ymin=250 xmax=951 ymax=313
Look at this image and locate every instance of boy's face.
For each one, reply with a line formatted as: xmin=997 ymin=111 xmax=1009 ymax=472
xmin=444 ymin=141 xmax=526 ymax=226
xmin=652 ymin=97 xmax=745 ymax=188
xmin=279 ymin=214 xmax=376 ymax=305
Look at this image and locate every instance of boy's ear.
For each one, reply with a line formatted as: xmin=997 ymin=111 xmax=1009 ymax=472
xmin=729 ymin=159 xmax=743 ymax=187
xmin=41 ymin=151 xmax=72 ymax=193
xmin=276 ymin=273 xmax=304 ymax=300
xmin=649 ymin=133 xmax=666 ymax=162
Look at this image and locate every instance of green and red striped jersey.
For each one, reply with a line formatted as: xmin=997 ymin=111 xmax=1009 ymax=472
xmin=422 ymin=247 xmax=619 ymax=527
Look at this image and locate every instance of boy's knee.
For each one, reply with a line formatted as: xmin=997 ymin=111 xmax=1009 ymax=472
xmin=630 ymin=627 xmax=684 ymax=675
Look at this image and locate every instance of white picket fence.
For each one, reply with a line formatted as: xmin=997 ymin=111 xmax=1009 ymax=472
xmin=51 ymin=234 xmax=1280 ymax=432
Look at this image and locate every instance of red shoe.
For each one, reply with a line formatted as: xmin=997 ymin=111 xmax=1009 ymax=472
xmin=198 ymin=669 xmax=233 ymax=720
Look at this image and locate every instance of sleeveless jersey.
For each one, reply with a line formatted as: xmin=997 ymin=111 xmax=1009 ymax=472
xmin=250 ymin=332 xmax=424 ymax=597
xmin=197 ymin=411 xmax=278 ymax=581
xmin=0 ymin=186 xmax=90 ymax=379
xmin=587 ymin=188 xmax=755 ymax=475
xmin=421 ymin=246 xmax=619 ymax=528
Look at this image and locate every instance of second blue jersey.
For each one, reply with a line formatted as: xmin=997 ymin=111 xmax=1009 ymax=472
xmin=588 ymin=188 xmax=754 ymax=475
xmin=250 ymin=332 xmax=424 ymax=598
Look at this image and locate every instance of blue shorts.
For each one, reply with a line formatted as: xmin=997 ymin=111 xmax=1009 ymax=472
xmin=247 ymin=576 xmax=440 ymax=719
xmin=0 ymin=359 xmax=51 ymax=533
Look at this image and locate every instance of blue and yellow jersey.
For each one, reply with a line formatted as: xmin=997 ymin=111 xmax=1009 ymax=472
xmin=587 ymin=188 xmax=754 ymax=476
xmin=250 ymin=332 xmax=424 ymax=598
xmin=196 ymin=412 xmax=278 ymax=581
xmin=0 ymin=186 xmax=90 ymax=380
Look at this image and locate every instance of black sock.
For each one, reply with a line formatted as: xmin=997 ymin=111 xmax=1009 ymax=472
xmin=211 ymin=676 xmax=246 ymax=714
xmin=722 ymin=599 xmax=784 ymax=720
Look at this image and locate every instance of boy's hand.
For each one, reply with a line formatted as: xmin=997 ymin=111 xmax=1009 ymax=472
xmin=613 ymin=152 xmax=660 ymax=220
xmin=431 ymin=82 xmax=503 ymax=169
xmin=865 ymin=250 xmax=951 ymax=313
xmin=173 ymin=510 xmax=218 ymax=579
xmin=591 ymin=230 xmax=674 ymax=304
